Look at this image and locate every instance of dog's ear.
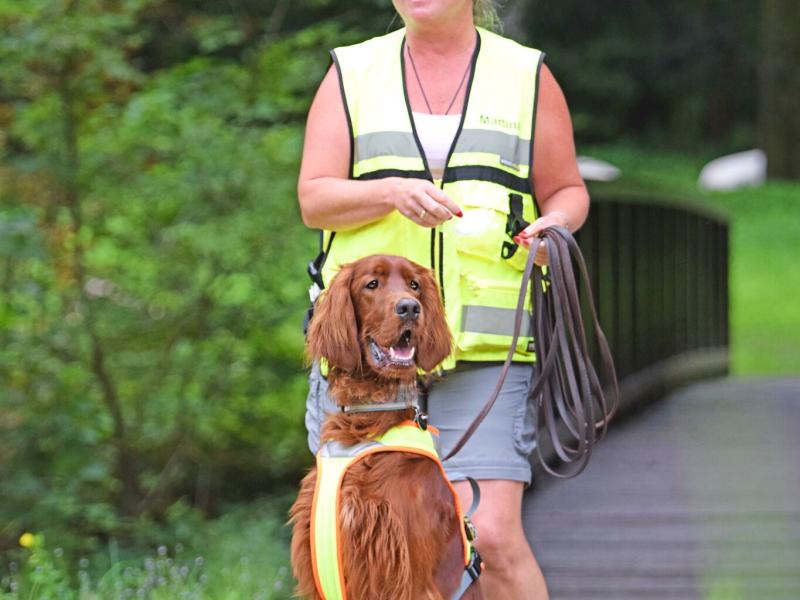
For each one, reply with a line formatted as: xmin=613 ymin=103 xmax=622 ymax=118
xmin=306 ymin=263 xmax=362 ymax=374
xmin=415 ymin=267 xmax=452 ymax=372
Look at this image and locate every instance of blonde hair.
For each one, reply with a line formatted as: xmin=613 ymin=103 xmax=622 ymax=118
xmin=387 ymin=1 xmax=503 ymax=33
xmin=474 ymin=0 xmax=503 ymax=32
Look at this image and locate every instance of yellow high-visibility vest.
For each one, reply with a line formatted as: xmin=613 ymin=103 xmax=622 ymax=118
xmin=310 ymin=422 xmax=472 ymax=600
xmin=318 ymin=27 xmax=545 ymax=368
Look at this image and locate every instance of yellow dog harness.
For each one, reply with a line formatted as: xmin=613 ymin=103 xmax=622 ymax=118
xmin=310 ymin=421 xmax=481 ymax=599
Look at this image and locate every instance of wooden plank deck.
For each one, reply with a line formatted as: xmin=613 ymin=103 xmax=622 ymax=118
xmin=523 ymin=377 xmax=800 ymax=599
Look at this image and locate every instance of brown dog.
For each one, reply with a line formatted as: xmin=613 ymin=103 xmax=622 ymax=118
xmin=290 ymin=255 xmax=482 ymax=600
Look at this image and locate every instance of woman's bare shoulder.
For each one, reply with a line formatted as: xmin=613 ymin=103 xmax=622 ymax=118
xmin=299 ymin=64 xmax=351 ymax=182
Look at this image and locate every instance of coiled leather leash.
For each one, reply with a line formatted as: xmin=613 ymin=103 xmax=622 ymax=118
xmin=443 ymin=226 xmax=619 ymax=478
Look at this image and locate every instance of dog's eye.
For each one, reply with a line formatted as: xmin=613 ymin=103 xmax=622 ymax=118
xmin=366 ymin=279 xmax=379 ymax=289
xmin=409 ymin=280 xmax=420 ymax=291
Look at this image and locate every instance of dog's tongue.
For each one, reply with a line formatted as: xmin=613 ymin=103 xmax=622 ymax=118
xmin=389 ymin=341 xmax=415 ymax=361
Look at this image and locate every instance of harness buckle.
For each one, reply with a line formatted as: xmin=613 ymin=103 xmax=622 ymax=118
xmin=307 ymin=256 xmax=325 ymax=290
xmin=466 ymin=547 xmax=482 ymax=582
xmin=304 ymin=254 xmax=326 ymax=336
xmin=463 ymin=515 xmax=478 ymax=542
xmin=308 ymin=282 xmax=321 ymax=303
xmin=414 ymin=407 xmax=429 ymax=431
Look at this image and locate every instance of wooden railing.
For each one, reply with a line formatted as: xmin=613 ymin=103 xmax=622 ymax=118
xmin=575 ymin=194 xmax=729 ymax=411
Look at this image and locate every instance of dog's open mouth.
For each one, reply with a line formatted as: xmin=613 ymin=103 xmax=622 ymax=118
xmin=368 ymin=330 xmax=416 ymax=368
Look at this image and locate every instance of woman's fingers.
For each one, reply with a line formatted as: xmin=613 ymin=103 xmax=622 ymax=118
xmin=397 ymin=180 xmax=462 ymax=226
xmin=518 ymin=212 xmax=570 ymax=239
xmin=511 ymin=236 xmax=549 ymax=266
xmin=419 ymin=194 xmax=455 ymax=223
xmin=534 ymin=241 xmax=549 ymax=266
xmin=512 ymin=212 xmax=571 ymax=264
xmin=428 ymin=185 xmax=463 ymax=218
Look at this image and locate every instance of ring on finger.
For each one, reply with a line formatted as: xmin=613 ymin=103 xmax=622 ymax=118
xmin=418 ymin=208 xmax=427 ymax=220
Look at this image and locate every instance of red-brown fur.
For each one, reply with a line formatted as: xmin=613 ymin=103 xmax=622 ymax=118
xmin=290 ymin=255 xmax=482 ymax=600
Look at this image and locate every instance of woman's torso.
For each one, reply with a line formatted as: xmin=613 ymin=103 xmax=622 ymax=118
xmin=322 ymin=28 xmax=544 ymax=367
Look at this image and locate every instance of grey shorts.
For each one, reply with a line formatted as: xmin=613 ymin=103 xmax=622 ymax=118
xmin=304 ymin=362 xmax=538 ymax=485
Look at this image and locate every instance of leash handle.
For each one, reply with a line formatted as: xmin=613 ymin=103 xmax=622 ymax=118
xmin=529 ymin=228 xmax=618 ymax=477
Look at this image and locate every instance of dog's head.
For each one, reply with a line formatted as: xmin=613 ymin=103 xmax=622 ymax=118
xmin=307 ymin=255 xmax=451 ymax=381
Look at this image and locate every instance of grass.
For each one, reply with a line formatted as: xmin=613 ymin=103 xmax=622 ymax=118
xmin=583 ymin=144 xmax=800 ymax=375
xmin=1 ymin=498 xmax=295 ymax=600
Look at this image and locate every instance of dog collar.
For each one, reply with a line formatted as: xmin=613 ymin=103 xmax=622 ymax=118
xmin=341 ymin=399 xmax=418 ymax=413
xmin=340 ymin=385 xmax=418 ymax=414
xmin=342 ymin=398 xmax=429 ymax=430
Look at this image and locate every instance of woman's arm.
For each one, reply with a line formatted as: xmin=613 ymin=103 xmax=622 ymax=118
xmin=297 ymin=66 xmax=461 ymax=231
xmin=515 ymin=63 xmax=589 ymax=257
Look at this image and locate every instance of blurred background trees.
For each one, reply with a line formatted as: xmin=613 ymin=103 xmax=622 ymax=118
xmin=516 ymin=0 xmax=760 ymax=149
xmin=759 ymin=0 xmax=800 ymax=179
xmin=0 ymin=0 xmax=796 ymax=591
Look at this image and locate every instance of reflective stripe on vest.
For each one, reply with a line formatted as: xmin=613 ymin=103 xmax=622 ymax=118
xmin=310 ymin=422 xmax=471 ymax=600
xmin=321 ymin=28 xmax=544 ymax=367
xmin=354 ymin=129 xmax=530 ymax=172
xmin=461 ymin=305 xmax=532 ymax=337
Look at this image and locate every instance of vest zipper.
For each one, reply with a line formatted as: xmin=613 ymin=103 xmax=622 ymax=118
xmin=401 ymin=30 xmax=482 ymax=305
xmin=400 ymin=37 xmax=439 ymax=291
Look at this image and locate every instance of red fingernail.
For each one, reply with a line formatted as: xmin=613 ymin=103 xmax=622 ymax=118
xmin=513 ymin=236 xmax=521 ymax=244
xmin=457 ymin=210 xmax=463 ymax=218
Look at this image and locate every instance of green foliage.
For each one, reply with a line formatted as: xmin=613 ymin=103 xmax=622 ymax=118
xmin=523 ymin=0 xmax=759 ymax=151
xmin=0 ymin=0 xmax=350 ymax=556
xmin=1 ymin=533 xmax=74 ymax=600
xmin=706 ymin=182 xmax=800 ymax=374
xmin=1 ymin=499 xmax=293 ymax=599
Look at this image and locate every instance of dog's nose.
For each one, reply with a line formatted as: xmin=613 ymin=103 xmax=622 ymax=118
xmin=395 ymin=298 xmax=420 ymax=321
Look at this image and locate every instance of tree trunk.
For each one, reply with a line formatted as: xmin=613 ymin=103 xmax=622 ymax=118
xmin=759 ymin=0 xmax=800 ymax=180
xmin=57 ymin=54 xmax=143 ymax=517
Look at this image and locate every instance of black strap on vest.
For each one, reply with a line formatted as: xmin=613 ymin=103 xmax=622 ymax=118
xmin=303 ymin=232 xmax=336 ymax=335
xmin=443 ymin=226 xmax=619 ymax=478
xmin=501 ymin=193 xmax=529 ymax=260
xmin=310 ymin=231 xmax=336 ymax=288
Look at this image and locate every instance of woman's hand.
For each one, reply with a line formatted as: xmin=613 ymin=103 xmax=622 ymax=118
xmin=389 ymin=177 xmax=463 ymax=227
xmin=513 ymin=211 xmax=570 ymax=267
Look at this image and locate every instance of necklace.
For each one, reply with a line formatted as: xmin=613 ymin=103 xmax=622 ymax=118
xmin=406 ymin=43 xmax=472 ymax=115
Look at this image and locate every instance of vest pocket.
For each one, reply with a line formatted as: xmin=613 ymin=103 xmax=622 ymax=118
xmin=457 ymin=274 xmax=534 ymax=358
xmin=453 ymin=205 xmax=509 ymax=262
xmin=452 ymin=194 xmax=531 ymax=272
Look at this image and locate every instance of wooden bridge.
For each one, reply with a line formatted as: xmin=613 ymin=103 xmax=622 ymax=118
xmin=520 ymin=196 xmax=800 ymax=598
xmin=523 ymin=376 xmax=800 ymax=599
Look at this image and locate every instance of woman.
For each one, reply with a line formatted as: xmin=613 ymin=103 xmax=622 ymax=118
xmin=299 ymin=1 xmax=588 ymax=597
